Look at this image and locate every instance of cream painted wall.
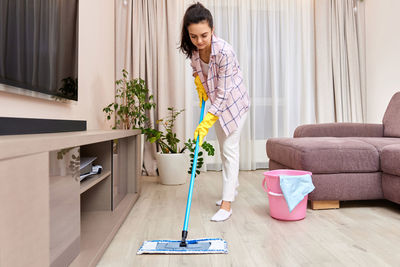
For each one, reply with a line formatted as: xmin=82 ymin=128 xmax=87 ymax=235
xmin=0 ymin=0 xmax=115 ymax=130
xmin=365 ymin=0 xmax=400 ymax=123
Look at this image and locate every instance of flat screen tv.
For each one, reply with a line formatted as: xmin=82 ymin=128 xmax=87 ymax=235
xmin=0 ymin=0 xmax=79 ymax=101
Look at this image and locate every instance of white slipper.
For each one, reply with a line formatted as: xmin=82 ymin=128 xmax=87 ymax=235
xmin=211 ymin=209 xmax=232 ymax=222
xmin=215 ymin=190 xmax=238 ymax=206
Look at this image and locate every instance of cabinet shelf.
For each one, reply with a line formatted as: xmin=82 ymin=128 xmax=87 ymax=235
xmin=80 ymin=170 xmax=111 ymax=194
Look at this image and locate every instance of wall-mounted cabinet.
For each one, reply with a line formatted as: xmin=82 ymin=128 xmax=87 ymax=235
xmin=0 ymin=130 xmax=142 ymax=267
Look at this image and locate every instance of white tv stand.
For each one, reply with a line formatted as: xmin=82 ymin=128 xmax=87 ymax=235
xmin=0 ymin=130 xmax=142 ymax=267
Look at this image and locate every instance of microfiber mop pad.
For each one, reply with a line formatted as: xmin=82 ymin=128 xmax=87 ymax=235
xmin=137 ymin=238 xmax=227 ymax=254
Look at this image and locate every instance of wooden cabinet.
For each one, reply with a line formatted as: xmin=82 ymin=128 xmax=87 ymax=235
xmin=0 ymin=130 xmax=142 ymax=267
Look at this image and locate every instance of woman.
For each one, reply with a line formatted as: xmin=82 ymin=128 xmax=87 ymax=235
xmin=180 ymin=3 xmax=250 ymax=222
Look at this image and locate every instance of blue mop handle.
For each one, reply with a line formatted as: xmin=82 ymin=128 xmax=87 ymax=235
xmin=182 ymin=99 xmax=206 ymax=232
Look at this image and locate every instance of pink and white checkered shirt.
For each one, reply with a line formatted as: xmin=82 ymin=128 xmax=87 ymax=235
xmin=191 ymin=35 xmax=250 ymax=136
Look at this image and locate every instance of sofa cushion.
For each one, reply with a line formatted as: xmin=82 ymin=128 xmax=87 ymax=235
xmin=267 ymin=137 xmax=379 ymax=174
xmin=381 ymin=144 xmax=400 ymax=176
xmin=352 ymin=137 xmax=400 ymax=153
xmin=382 ymin=91 xmax=400 ymax=137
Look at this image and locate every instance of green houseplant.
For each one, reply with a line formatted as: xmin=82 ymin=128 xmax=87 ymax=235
xmin=143 ymin=107 xmax=215 ymax=184
xmin=143 ymin=107 xmax=186 ymax=154
xmin=103 ymin=69 xmax=155 ymax=130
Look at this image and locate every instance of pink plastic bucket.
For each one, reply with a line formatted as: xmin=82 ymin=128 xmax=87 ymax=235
xmin=262 ymin=169 xmax=312 ymax=221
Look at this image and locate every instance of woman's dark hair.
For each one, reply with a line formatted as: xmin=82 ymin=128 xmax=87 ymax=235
xmin=179 ymin=2 xmax=213 ymax=58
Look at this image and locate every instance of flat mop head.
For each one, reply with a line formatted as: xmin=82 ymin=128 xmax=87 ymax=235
xmin=137 ymin=238 xmax=228 ymax=254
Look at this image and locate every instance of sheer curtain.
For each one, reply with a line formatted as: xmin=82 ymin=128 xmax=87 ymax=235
xmin=183 ymin=0 xmax=316 ymax=170
xmin=116 ymin=0 xmax=316 ymax=173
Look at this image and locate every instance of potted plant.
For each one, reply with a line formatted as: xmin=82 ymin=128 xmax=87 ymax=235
xmin=103 ymin=69 xmax=155 ymax=130
xmin=143 ymin=107 xmax=215 ymax=185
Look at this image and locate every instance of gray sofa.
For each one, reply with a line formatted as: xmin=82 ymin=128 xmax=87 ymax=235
xmin=266 ymin=92 xmax=400 ymax=208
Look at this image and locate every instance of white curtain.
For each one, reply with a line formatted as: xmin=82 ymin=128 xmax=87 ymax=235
xmin=183 ymin=0 xmax=316 ymax=170
xmin=315 ymin=0 xmax=366 ymax=123
xmin=116 ymin=0 xmax=316 ymax=173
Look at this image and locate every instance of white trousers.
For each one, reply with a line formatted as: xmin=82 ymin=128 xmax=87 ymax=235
xmin=214 ymin=112 xmax=247 ymax=202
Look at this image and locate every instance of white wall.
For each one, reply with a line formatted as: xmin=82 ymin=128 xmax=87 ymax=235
xmin=365 ymin=0 xmax=400 ymax=123
xmin=0 ymin=0 xmax=115 ymax=130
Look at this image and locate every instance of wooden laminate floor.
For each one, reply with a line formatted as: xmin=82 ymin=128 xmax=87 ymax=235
xmin=97 ymin=170 xmax=400 ymax=267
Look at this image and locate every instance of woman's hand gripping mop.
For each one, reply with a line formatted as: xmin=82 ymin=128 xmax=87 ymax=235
xmin=137 ymin=76 xmax=227 ymax=254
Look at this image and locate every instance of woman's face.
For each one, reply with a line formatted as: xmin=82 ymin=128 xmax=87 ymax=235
xmin=188 ymin=20 xmax=213 ymax=51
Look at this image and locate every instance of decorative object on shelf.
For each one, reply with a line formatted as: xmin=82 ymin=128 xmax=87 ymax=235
xmin=103 ymin=69 xmax=156 ymax=130
xmin=143 ymin=107 xmax=215 ymax=185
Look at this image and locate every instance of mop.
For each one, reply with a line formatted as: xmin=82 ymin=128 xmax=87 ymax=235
xmin=137 ymin=100 xmax=228 ymax=254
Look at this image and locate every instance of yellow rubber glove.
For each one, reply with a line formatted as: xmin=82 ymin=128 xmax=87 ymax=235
xmin=194 ymin=112 xmax=218 ymax=145
xmin=194 ymin=75 xmax=208 ymax=107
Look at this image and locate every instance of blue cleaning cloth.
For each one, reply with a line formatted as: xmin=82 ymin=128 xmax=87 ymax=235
xmin=279 ymin=174 xmax=315 ymax=212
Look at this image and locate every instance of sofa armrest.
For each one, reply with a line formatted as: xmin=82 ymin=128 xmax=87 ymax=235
xmin=294 ymin=123 xmax=384 ymax=138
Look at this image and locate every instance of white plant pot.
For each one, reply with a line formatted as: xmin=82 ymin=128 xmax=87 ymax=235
xmin=156 ymin=152 xmax=189 ymax=185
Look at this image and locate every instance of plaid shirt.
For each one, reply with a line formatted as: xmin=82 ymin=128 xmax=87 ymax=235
xmin=191 ymin=35 xmax=250 ymax=136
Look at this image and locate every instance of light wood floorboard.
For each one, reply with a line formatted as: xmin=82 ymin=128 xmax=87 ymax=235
xmin=97 ymin=170 xmax=400 ymax=267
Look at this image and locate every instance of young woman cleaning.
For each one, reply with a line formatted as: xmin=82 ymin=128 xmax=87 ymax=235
xmin=179 ymin=2 xmax=250 ymax=222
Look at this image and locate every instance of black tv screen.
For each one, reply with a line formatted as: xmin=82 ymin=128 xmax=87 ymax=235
xmin=0 ymin=0 xmax=79 ymax=101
